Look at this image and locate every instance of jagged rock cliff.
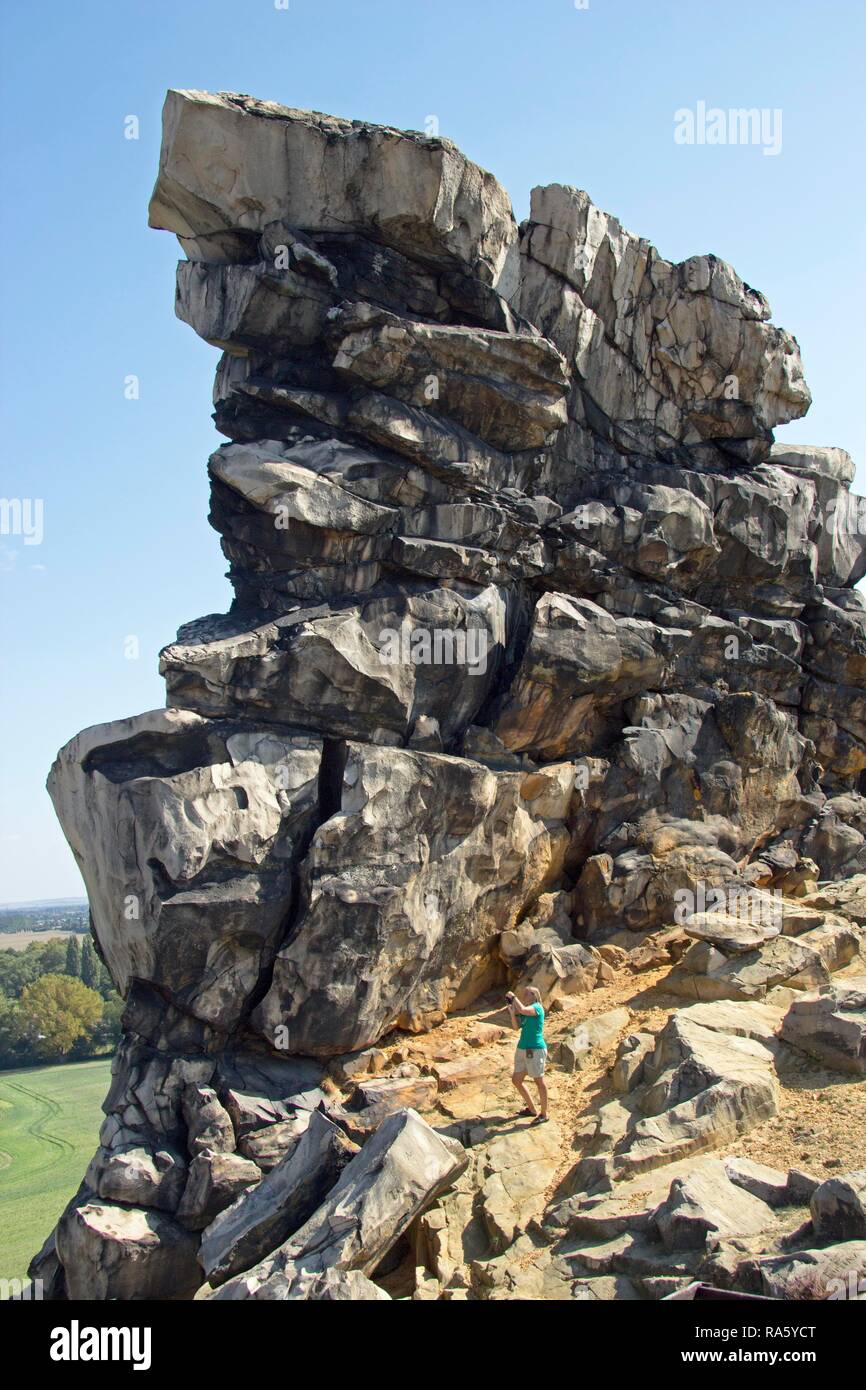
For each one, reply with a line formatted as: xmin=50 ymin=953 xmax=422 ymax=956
xmin=35 ymin=90 xmax=866 ymax=1301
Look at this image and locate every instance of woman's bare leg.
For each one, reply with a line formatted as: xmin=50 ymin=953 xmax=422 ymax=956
xmin=511 ymin=1071 xmax=536 ymax=1113
xmin=533 ymin=1076 xmax=549 ymax=1118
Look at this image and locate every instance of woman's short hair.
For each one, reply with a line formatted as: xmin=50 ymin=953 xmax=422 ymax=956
xmin=526 ymin=986 xmax=541 ymax=1003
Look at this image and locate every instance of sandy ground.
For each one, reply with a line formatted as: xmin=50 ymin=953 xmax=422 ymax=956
xmin=379 ymin=961 xmax=866 ymax=1206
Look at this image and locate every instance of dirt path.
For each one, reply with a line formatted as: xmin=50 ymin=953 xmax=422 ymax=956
xmin=387 ymin=960 xmax=866 ymax=1207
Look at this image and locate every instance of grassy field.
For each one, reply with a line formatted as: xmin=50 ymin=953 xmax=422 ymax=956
xmin=0 ymin=1058 xmax=111 ymax=1287
xmin=0 ymin=930 xmax=81 ymax=950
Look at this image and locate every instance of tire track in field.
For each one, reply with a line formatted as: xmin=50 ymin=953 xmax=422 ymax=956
xmin=0 ymin=1078 xmax=74 ymax=1161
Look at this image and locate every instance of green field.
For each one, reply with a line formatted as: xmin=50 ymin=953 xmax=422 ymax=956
xmin=0 ymin=1058 xmax=111 ymax=1286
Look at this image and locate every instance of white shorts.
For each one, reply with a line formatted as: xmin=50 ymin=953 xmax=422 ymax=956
xmin=514 ymin=1046 xmax=547 ymax=1078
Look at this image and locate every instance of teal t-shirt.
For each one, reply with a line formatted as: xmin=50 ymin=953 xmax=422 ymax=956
xmin=517 ymin=1002 xmax=546 ymax=1050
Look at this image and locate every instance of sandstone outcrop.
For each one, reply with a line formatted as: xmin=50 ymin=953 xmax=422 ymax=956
xmin=37 ymin=88 xmax=866 ymax=1302
xmin=210 ymin=1108 xmax=467 ymax=1299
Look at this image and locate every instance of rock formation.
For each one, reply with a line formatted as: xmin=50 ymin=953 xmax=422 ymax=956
xmin=33 ymin=89 xmax=866 ymax=1301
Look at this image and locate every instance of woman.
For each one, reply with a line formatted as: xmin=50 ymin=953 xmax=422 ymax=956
xmin=506 ymin=986 xmax=549 ymax=1123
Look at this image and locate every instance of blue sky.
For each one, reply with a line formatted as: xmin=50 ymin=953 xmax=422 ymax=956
xmin=1 ymin=0 xmax=864 ymax=900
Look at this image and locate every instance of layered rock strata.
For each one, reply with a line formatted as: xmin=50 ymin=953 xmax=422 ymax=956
xmin=38 ymin=89 xmax=866 ymax=1300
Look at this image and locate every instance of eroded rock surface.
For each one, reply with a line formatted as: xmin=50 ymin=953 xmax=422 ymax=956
xmin=39 ymin=88 xmax=866 ymax=1302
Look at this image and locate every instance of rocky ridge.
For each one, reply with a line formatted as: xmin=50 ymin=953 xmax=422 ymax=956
xmin=33 ymin=89 xmax=866 ymax=1301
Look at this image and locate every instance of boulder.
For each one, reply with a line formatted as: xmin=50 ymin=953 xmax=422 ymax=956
xmin=681 ymin=906 xmax=781 ymax=954
xmin=432 ymin=1056 xmax=491 ymax=1091
xmin=666 ymin=932 xmax=834 ymax=1002
xmin=200 ymin=1111 xmax=358 ymax=1285
xmin=182 ymin=1084 xmax=236 ymax=1156
xmin=176 ymin=1151 xmax=262 ymax=1230
xmin=810 ymin=1171 xmax=866 ymax=1241
xmin=515 ymin=941 xmax=600 ymax=1004
xmin=548 ymin=1155 xmax=728 ymax=1240
xmin=466 ymin=1022 xmax=510 ymax=1047
xmin=350 ymin=1075 xmax=438 ymax=1118
xmin=237 ymin=1113 xmax=312 ymax=1171
xmin=723 ymin=1157 xmax=790 ymax=1208
xmin=149 ymin=89 xmax=517 ymax=286
xmin=56 ymin=1201 xmax=201 ymax=1301
xmin=611 ymin=1031 xmax=656 ymax=1093
xmin=740 ymin=1242 xmax=866 ymax=1299
xmin=781 ymin=977 xmax=866 ymax=1074
xmin=84 ymin=1145 xmax=187 ymax=1213
xmin=330 ymin=1048 xmax=389 ymax=1085
xmin=209 ymin=1109 xmax=468 ymax=1299
xmin=551 ymin=1007 xmax=630 ymax=1073
xmin=653 ymin=1167 xmax=776 ymax=1251
xmin=612 ymin=1006 xmax=780 ymax=1177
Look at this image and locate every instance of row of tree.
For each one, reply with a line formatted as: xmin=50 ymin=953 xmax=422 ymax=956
xmin=0 ymin=934 xmax=123 ymax=1069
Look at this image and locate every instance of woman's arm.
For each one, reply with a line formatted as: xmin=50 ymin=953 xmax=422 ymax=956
xmin=510 ymin=999 xmax=538 ymax=1017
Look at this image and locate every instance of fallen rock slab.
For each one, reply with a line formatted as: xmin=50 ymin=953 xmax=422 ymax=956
xmin=200 ymin=1111 xmax=358 ymax=1286
xmin=781 ymin=977 xmax=866 ymax=1074
xmin=810 ymin=1171 xmax=866 ymax=1242
xmin=613 ymin=1007 xmax=780 ymax=1177
xmin=209 ymin=1109 xmax=467 ymax=1299
xmin=551 ymin=1006 xmax=630 ymax=1073
xmin=653 ymin=1166 xmax=777 ymax=1251
xmin=176 ymin=1150 xmax=262 ymax=1230
xmin=237 ymin=1112 xmax=312 ymax=1171
xmin=432 ymin=1055 xmax=492 ymax=1091
xmin=723 ymin=1157 xmax=791 ymax=1208
xmin=739 ymin=1241 xmax=866 ymax=1299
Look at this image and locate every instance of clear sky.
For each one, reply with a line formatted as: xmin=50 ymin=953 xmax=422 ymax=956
xmin=1 ymin=0 xmax=864 ymax=901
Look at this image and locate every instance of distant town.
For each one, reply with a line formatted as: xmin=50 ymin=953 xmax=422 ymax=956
xmin=0 ymin=899 xmax=89 ymax=934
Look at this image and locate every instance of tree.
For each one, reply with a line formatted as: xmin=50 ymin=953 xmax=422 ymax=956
xmin=0 ymin=938 xmax=67 ymax=998
xmin=91 ymin=994 xmax=124 ymax=1051
xmin=97 ymin=958 xmax=115 ymax=999
xmin=17 ymin=974 xmax=103 ymax=1060
xmin=65 ymin=935 xmax=81 ymax=978
xmin=80 ymin=938 xmax=98 ymax=990
xmin=0 ymin=994 xmax=26 ymax=1068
